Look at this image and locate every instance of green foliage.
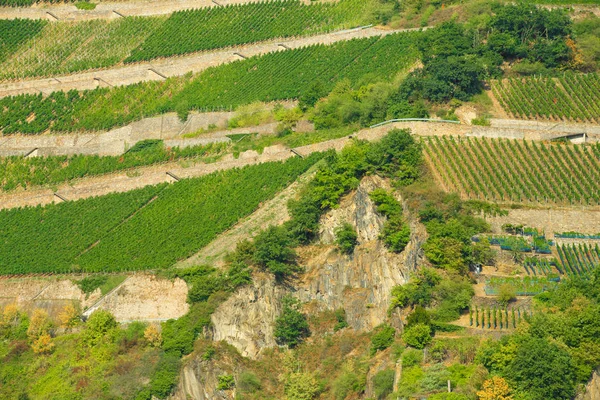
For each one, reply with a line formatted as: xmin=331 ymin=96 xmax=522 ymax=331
xmin=0 ymin=19 xmax=46 ymax=63
xmin=75 ymin=1 xmax=96 ymax=9
xmin=75 ymin=275 xmax=108 ymax=294
xmin=402 ymin=323 xmax=432 ymax=349
xmin=274 ymin=296 xmax=310 ymax=348
xmin=217 ymin=374 xmax=235 ymax=390
xmin=284 ymin=372 xmax=321 ymax=400
xmin=148 ymin=354 xmax=180 ymax=399
xmin=369 ymin=189 xmax=410 ymax=252
xmin=125 ymin=0 xmax=378 ymax=62
xmin=238 ymin=372 xmax=261 ymax=394
xmin=83 ymin=310 xmax=117 ymax=346
xmin=370 ymin=324 xmax=395 ymax=355
xmin=333 ymin=308 xmax=349 ymax=332
xmin=0 ymin=33 xmax=419 ymax=135
xmin=402 ymin=348 xmax=423 ymax=367
xmin=0 ymin=156 xmax=320 ymax=274
xmin=372 ymin=369 xmax=395 ymax=399
xmin=253 ymin=226 xmax=300 ymax=281
xmin=186 ymin=263 xmax=252 ymax=303
xmin=335 ymin=223 xmax=358 ymax=254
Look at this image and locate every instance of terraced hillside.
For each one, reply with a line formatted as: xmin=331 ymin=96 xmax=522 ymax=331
xmin=0 ymin=32 xmax=419 ymax=134
xmin=492 ymin=73 xmax=600 ymax=123
xmin=424 ymin=136 xmax=600 ymax=205
xmin=0 ymin=154 xmax=322 ymax=274
xmin=0 ymin=0 xmax=377 ymax=80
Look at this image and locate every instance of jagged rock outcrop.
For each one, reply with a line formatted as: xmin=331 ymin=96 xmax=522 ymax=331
xmin=169 ymin=358 xmax=234 ymax=400
xmin=209 ymin=176 xmax=426 ymax=360
xmin=296 ymin=175 xmax=426 ymax=331
xmin=577 ymin=370 xmax=600 ymax=400
xmin=210 ymin=274 xmax=287 ymax=359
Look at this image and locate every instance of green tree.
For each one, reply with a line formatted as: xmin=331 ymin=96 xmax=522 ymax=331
xmin=402 ymin=323 xmax=432 ymax=349
xmin=274 ymin=296 xmax=310 ymax=348
xmin=335 ymin=223 xmax=358 ymax=254
xmin=84 ymin=310 xmax=117 ymax=346
xmin=253 ymin=226 xmax=300 ymax=281
xmin=372 ymin=369 xmax=395 ymax=399
xmin=371 ymin=324 xmax=396 ymax=355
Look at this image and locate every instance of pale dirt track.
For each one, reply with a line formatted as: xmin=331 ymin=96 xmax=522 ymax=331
xmin=0 ymin=26 xmax=416 ymax=99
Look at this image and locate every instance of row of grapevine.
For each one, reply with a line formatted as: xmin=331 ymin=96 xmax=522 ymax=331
xmin=0 ymin=140 xmax=228 ymax=192
xmin=491 ymin=74 xmax=600 ymax=123
xmin=484 ymin=276 xmax=556 ymax=296
xmin=555 ymin=231 xmax=600 ymax=240
xmin=0 ymin=0 xmax=376 ymax=80
xmin=523 ymin=257 xmax=558 ymax=277
xmin=0 ymin=32 xmax=419 ymax=134
xmin=0 ymin=19 xmax=47 ymax=63
xmin=126 ymin=0 xmax=376 ymax=62
xmin=469 ymin=306 xmax=528 ymax=330
xmin=424 ymin=136 xmax=600 ymax=206
xmin=0 ymin=154 xmax=322 ymax=274
xmin=556 ymin=243 xmax=600 ymax=276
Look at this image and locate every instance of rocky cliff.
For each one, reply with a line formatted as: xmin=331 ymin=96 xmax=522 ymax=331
xmin=578 ymin=370 xmax=600 ymax=400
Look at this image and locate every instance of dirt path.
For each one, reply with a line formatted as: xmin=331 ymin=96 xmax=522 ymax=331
xmin=0 ymin=0 xmax=271 ymax=21
xmin=0 ymin=26 xmax=414 ymax=99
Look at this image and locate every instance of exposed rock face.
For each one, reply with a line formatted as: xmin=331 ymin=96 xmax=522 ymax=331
xmin=209 ymin=176 xmax=425 ymax=360
xmin=210 ymin=274 xmax=286 ymax=359
xmin=169 ymin=359 xmax=234 ymax=400
xmin=578 ymin=370 xmax=600 ymax=400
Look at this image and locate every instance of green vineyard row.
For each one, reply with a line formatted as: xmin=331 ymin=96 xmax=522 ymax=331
xmin=0 ymin=154 xmax=322 ymax=274
xmin=0 ymin=0 xmax=374 ymax=80
xmin=492 ymin=73 xmax=600 ymax=123
xmin=424 ymin=136 xmax=600 ymax=206
xmin=0 ymin=32 xmax=419 ymax=134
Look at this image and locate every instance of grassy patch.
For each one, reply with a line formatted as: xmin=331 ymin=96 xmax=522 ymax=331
xmin=75 ymin=1 xmax=96 ymax=10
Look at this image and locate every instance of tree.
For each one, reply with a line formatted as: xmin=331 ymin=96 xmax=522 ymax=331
xmin=253 ymin=226 xmax=299 ymax=281
xmin=497 ymin=284 xmax=516 ymax=306
xmin=477 ymin=376 xmax=513 ymax=400
xmin=402 ymin=323 xmax=432 ymax=349
xmin=503 ymin=336 xmax=576 ymax=400
xmin=335 ymin=223 xmax=358 ymax=254
xmin=371 ymin=324 xmax=396 ymax=355
xmin=27 ymin=309 xmax=51 ymax=341
xmin=284 ymin=372 xmax=321 ymax=400
xmin=31 ymin=333 xmax=54 ymax=355
xmin=275 ymin=296 xmax=310 ymax=348
xmin=57 ymin=303 xmax=79 ymax=329
xmin=84 ymin=310 xmax=117 ymax=346
xmin=144 ymin=324 xmax=162 ymax=347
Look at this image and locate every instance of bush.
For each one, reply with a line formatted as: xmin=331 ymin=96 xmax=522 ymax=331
xmin=402 ymin=323 xmax=432 ymax=349
xmin=217 ymin=374 xmax=235 ymax=390
xmin=274 ymin=296 xmax=310 ymax=348
xmin=75 ymin=275 xmax=108 ymax=295
xmin=497 ymin=284 xmax=516 ymax=306
xmin=371 ymin=324 xmax=396 ymax=355
xmin=373 ymin=369 xmax=395 ymax=399
xmin=238 ymin=372 xmax=261 ymax=393
xmin=149 ymin=354 xmax=180 ymax=398
xmin=333 ymin=308 xmax=349 ymax=332
xmin=84 ymin=310 xmax=117 ymax=346
xmin=402 ymin=348 xmax=424 ymax=367
xmin=335 ymin=223 xmax=358 ymax=254
xmin=253 ymin=226 xmax=300 ymax=281
xmin=369 ymin=189 xmax=410 ymax=253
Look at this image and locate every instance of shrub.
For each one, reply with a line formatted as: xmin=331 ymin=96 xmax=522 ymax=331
xmin=402 ymin=348 xmax=423 ymax=367
xmin=274 ymin=296 xmax=310 ymax=348
xmin=373 ymin=369 xmax=395 ymax=399
xmin=333 ymin=308 xmax=349 ymax=332
xmin=285 ymin=372 xmax=321 ymax=400
xmin=149 ymin=354 xmax=180 ymax=398
xmin=83 ymin=310 xmax=117 ymax=346
xmin=371 ymin=324 xmax=396 ymax=355
xmin=75 ymin=276 xmax=108 ymax=295
xmin=497 ymin=284 xmax=516 ymax=306
xmin=402 ymin=323 xmax=432 ymax=349
xmin=238 ymin=372 xmax=261 ymax=393
xmin=335 ymin=223 xmax=358 ymax=254
xmin=217 ymin=374 xmax=235 ymax=390
xmin=253 ymin=226 xmax=300 ymax=281
xmin=369 ymin=189 xmax=410 ymax=253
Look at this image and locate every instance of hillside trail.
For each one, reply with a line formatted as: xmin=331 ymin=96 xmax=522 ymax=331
xmin=0 ymin=0 xmax=275 ymax=21
xmin=0 ymin=26 xmax=419 ymax=99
